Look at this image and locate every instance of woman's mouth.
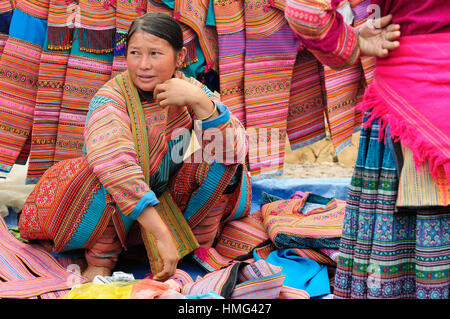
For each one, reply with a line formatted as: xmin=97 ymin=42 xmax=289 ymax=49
xmin=138 ymin=75 xmax=155 ymax=82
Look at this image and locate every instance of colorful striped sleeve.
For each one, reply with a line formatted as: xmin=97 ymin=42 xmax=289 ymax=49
xmin=84 ymin=93 xmax=157 ymax=219
xmin=285 ymin=0 xmax=360 ymax=69
xmin=190 ymin=78 xmax=248 ymax=165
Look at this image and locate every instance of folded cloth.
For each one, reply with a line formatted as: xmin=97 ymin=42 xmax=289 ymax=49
xmin=254 ymin=249 xmax=331 ymax=298
xmin=261 ymin=192 xmax=346 ymax=249
xmin=181 ymin=259 xmax=288 ymax=299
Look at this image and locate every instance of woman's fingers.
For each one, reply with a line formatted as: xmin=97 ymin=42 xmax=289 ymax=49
xmin=153 ymin=255 xmax=178 ymax=281
xmin=385 ymin=30 xmax=401 ymax=41
xmin=382 ymin=39 xmax=400 ymax=50
xmin=377 ymin=14 xmax=393 ymax=28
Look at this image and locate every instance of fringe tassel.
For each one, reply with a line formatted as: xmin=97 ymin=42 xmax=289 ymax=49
xmin=47 ymin=26 xmax=75 ymax=51
xmin=358 ymin=83 xmax=448 ymax=181
xmin=79 ymin=28 xmax=115 ymax=54
xmin=183 ymin=38 xmax=198 ymax=68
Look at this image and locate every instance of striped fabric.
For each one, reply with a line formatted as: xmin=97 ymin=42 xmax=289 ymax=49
xmin=290 ymin=247 xmax=336 ymax=266
xmin=397 ymin=146 xmax=449 ymax=207
xmin=351 ymin=0 xmax=375 ymax=86
xmin=279 ymin=285 xmax=310 ymax=299
xmin=192 ymin=247 xmax=235 ymax=272
xmin=0 ymin=0 xmax=15 ymax=14
xmin=230 ymin=272 xmax=285 ymax=299
xmin=26 ymin=48 xmax=70 ymax=184
xmin=140 ymin=191 xmax=199 ymax=276
xmin=334 ymin=118 xmax=450 ymax=299
xmin=53 ymin=35 xmax=113 ymax=163
xmin=261 ymin=193 xmax=346 ymax=249
xmin=237 ymin=259 xmax=282 ymax=282
xmin=181 ymin=262 xmax=243 ymax=298
xmin=0 ymin=215 xmax=88 ymax=299
xmin=25 ymin=0 xmax=72 ymax=183
xmin=18 ymin=156 xmax=112 ymax=253
xmin=111 ymin=0 xmax=145 ymax=77
xmin=212 ymin=0 xmax=246 ymax=125
xmin=215 ymin=209 xmax=269 ymax=260
xmin=286 ymin=50 xmax=326 ymax=150
xmin=84 ymin=218 xmax=122 ymax=270
xmin=170 ymin=268 xmax=194 ymax=287
xmin=15 ymin=0 xmax=49 ymax=20
xmin=175 ymin=0 xmax=218 ymax=72
xmin=323 ymin=62 xmax=364 ymax=154
xmin=190 ymin=193 xmax=233 ymax=248
xmin=284 ymin=0 xmax=360 ymax=69
xmin=77 ymin=0 xmax=115 ymax=54
xmin=182 ymin=259 xmax=289 ymax=299
xmin=244 ymin=4 xmax=300 ymax=180
xmin=0 ymin=35 xmax=43 ymax=172
xmin=284 ymin=0 xmax=372 ymax=154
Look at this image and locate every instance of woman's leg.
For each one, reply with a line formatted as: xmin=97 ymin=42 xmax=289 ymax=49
xmin=83 ymin=218 xmax=122 ymax=281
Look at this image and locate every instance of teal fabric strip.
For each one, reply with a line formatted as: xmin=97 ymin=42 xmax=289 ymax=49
xmin=182 ymin=161 xmax=227 ymax=222
xmin=9 ymin=8 xmax=46 ymax=46
xmin=183 ymin=39 xmax=206 ymax=78
xmin=199 ymin=102 xmax=230 ymax=129
xmin=230 ymin=167 xmax=248 ymax=221
xmin=129 ymin=190 xmax=160 ymax=220
xmin=63 ymin=187 xmax=108 ymax=251
xmin=206 ymin=0 xmax=216 ymax=26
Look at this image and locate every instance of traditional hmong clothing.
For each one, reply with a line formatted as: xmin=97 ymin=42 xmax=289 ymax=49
xmin=213 ymin=0 xmax=371 ymax=180
xmin=0 ymin=0 xmax=221 ymax=184
xmin=18 ymin=71 xmax=251 ymax=273
xmin=285 ymin=0 xmax=450 ymax=299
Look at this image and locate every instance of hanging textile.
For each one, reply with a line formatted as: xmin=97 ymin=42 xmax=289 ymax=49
xmin=244 ymin=1 xmax=300 ymax=180
xmin=0 ymin=0 xmax=49 ymax=173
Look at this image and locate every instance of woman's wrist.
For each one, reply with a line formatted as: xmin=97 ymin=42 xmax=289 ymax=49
xmin=191 ymin=90 xmax=219 ymax=121
xmin=137 ymin=205 xmax=171 ymax=239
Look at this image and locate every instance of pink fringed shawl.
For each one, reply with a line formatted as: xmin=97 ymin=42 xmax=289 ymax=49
xmin=359 ymin=32 xmax=450 ymax=181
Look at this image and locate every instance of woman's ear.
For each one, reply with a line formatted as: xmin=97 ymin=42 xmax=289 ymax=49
xmin=176 ymin=47 xmax=187 ymax=69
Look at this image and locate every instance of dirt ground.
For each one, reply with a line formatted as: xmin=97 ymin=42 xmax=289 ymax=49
xmin=282 ymin=161 xmax=354 ymax=179
xmin=281 ymin=132 xmax=359 ymax=179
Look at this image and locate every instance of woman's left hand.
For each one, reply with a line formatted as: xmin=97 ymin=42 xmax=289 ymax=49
xmin=358 ymin=14 xmax=401 ymax=58
xmin=154 ymin=74 xmax=218 ymax=120
xmin=154 ymin=76 xmax=202 ymax=108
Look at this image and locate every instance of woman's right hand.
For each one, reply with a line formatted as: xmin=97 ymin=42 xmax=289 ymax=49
xmin=152 ymin=231 xmax=179 ymax=281
xmin=357 ymin=14 xmax=401 ymax=58
xmin=136 ymin=206 xmax=180 ymax=281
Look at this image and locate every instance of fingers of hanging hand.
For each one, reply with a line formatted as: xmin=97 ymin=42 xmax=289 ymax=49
xmin=381 ymin=27 xmax=401 ymax=52
xmin=153 ymin=254 xmax=178 ymax=282
xmin=382 ymin=39 xmax=400 ymax=52
xmin=377 ymin=14 xmax=393 ymax=29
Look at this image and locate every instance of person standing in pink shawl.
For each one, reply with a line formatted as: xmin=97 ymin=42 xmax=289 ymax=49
xmin=285 ymin=0 xmax=449 ymax=298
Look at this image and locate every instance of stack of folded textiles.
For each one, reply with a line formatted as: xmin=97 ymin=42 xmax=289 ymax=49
xmin=186 ymin=190 xmax=346 ymax=299
xmin=0 ymin=188 xmax=345 ymax=299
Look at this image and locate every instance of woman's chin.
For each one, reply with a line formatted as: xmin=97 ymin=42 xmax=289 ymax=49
xmin=136 ymin=82 xmax=156 ymax=92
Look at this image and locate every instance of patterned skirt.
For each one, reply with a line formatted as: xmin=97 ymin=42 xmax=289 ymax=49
xmin=333 ymin=116 xmax=450 ymax=299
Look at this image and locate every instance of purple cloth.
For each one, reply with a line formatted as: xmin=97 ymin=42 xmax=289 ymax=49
xmin=371 ymin=0 xmax=450 ymax=36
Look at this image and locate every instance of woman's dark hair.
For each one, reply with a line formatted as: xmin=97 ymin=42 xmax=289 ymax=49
xmin=126 ymin=12 xmax=184 ymax=53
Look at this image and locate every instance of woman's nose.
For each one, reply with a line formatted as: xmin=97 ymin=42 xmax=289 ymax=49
xmin=139 ymin=54 xmax=152 ymax=69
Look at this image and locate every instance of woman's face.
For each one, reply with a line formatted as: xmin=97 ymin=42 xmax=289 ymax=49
xmin=126 ymin=31 xmax=185 ymax=92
